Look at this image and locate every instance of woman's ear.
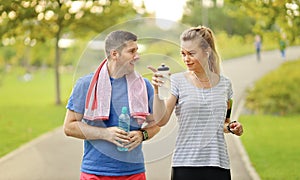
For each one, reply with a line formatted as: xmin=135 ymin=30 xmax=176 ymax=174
xmin=206 ymin=47 xmax=212 ymax=54
xmin=205 ymin=47 xmax=212 ymax=58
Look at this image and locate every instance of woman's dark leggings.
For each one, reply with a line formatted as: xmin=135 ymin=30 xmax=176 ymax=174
xmin=171 ymin=166 xmax=231 ymax=180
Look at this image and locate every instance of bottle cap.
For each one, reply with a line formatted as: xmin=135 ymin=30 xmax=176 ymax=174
xmin=157 ymin=63 xmax=169 ymax=71
xmin=121 ymin=106 xmax=128 ymax=114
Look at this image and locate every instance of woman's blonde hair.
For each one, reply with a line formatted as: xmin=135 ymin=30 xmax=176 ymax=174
xmin=180 ymin=25 xmax=221 ymax=75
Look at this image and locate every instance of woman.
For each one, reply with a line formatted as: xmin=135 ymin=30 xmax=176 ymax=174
xmin=149 ymin=26 xmax=243 ymax=180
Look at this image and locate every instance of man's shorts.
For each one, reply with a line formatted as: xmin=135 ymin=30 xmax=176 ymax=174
xmin=80 ymin=172 xmax=146 ymax=180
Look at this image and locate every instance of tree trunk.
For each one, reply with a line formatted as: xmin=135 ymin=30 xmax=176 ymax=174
xmin=54 ymin=32 xmax=61 ymax=105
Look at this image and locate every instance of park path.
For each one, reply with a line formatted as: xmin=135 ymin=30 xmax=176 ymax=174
xmin=0 ymin=46 xmax=299 ymax=180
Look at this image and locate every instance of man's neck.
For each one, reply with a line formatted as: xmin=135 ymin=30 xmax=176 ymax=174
xmin=107 ymin=60 xmax=126 ymax=79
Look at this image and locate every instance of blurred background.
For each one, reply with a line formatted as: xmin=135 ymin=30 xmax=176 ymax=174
xmin=0 ymin=0 xmax=300 ymax=179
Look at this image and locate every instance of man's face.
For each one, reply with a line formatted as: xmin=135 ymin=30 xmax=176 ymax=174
xmin=117 ymin=40 xmax=139 ymax=74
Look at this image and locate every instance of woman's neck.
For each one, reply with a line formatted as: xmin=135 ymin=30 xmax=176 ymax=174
xmin=192 ymin=70 xmax=213 ymax=82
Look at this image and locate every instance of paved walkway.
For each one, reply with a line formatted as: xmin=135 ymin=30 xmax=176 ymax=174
xmin=0 ymin=46 xmax=299 ymax=180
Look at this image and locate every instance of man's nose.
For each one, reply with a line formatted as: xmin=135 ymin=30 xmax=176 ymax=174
xmin=134 ymin=53 xmax=140 ymax=60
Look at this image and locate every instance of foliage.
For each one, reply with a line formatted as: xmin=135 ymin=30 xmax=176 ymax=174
xmin=181 ymin=0 xmax=255 ymax=36
xmin=239 ymin=114 xmax=300 ymax=179
xmin=216 ymin=32 xmax=255 ymax=60
xmin=0 ymin=0 xmax=139 ymax=40
xmin=182 ymin=0 xmax=300 ymax=45
xmin=0 ymin=0 xmax=141 ymax=105
xmin=210 ymin=31 xmax=278 ymax=60
xmin=226 ymin=0 xmax=300 ymax=44
xmin=245 ymin=59 xmax=300 ymax=115
xmin=180 ymin=0 xmax=299 ymax=60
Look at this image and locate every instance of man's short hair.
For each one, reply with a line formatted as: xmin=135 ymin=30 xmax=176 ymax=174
xmin=104 ymin=30 xmax=137 ymax=58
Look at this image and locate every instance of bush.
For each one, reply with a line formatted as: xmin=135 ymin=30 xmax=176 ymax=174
xmin=245 ymin=59 xmax=300 ymax=115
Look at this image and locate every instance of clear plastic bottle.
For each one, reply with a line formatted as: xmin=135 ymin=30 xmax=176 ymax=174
xmin=117 ymin=106 xmax=130 ymax=151
xmin=157 ymin=63 xmax=171 ymax=100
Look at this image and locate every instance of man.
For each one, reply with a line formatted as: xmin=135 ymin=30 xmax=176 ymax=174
xmin=64 ymin=30 xmax=160 ymax=180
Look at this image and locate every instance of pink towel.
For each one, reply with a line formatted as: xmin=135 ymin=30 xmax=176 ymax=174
xmin=83 ymin=59 xmax=149 ymax=124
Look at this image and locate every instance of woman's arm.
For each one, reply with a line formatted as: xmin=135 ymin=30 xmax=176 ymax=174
xmin=223 ymin=99 xmax=243 ymax=136
xmin=148 ymin=65 xmax=177 ymax=127
xmin=153 ymin=93 xmax=177 ymax=126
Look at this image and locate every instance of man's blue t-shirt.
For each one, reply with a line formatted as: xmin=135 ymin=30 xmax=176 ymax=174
xmin=66 ymin=73 xmax=154 ymax=176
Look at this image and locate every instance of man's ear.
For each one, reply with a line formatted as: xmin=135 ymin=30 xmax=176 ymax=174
xmin=110 ymin=49 xmax=119 ymax=60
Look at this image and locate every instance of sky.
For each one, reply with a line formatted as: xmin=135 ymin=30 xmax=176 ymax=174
xmin=133 ymin=0 xmax=187 ymax=21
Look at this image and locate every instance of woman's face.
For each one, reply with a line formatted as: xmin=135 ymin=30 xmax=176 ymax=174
xmin=180 ymin=39 xmax=208 ymax=72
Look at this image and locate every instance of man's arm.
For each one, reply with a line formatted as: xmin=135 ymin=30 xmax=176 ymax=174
xmin=63 ymin=109 xmax=130 ymax=146
xmin=126 ymin=114 xmax=160 ymax=151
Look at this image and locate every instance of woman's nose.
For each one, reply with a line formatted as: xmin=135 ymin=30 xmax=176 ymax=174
xmin=183 ymin=55 xmax=190 ymax=62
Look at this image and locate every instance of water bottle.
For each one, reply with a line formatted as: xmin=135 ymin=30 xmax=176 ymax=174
xmin=157 ymin=63 xmax=171 ymax=100
xmin=117 ymin=106 xmax=130 ymax=151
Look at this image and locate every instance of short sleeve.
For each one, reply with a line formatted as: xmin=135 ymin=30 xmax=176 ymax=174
xmin=171 ymin=74 xmax=179 ymax=99
xmin=227 ymin=77 xmax=233 ymax=100
xmin=66 ymin=74 xmax=92 ymax=114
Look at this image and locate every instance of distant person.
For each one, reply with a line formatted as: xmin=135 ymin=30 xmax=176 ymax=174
xmin=149 ymin=25 xmax=244 ymax=180
xmin=279 ymin=35 xmax=287 ymax=60
xmin=64 ymin=30 xmax=160 ymax=180
xmin=23 ymin=71 xmax=32 ymax=82
xmin=255 ymin=35 xmax=262 ymax=62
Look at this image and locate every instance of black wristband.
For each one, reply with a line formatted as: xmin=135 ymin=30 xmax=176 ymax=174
xmin=227 ymin=121 xmax=237 ymax=134
xmin=226 ymin=99 xmax=233 ymax=119
xmin=139 ymin=129 xmax=149 ymax=141
xmin=226 ymin=108 xmax=232 ymax=119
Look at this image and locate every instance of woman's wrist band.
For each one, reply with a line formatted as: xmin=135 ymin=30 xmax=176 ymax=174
xmin=226 ymin=99 xmax=233 ymax=118
xmin=226 ymin=108 xmax=232 ymax=118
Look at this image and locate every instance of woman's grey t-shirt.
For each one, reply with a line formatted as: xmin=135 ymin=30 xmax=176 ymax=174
xmin=171 ymin=72 xmax=233 ymax=169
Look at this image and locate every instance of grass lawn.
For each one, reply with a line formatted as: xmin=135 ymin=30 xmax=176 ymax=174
xmin=239 ymin=114 xmax=300 ymax=180
xmin=0 ymin=67 xmax=74 ymax=157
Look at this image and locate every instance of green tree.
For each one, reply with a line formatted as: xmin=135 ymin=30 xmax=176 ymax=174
xmin=181 ymin=0 xmax=254 ymax=35
xmin=226 ymin=0 xmax=300 ymax=43
xmin=0 ymin=0 xmax=140 ymax=105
